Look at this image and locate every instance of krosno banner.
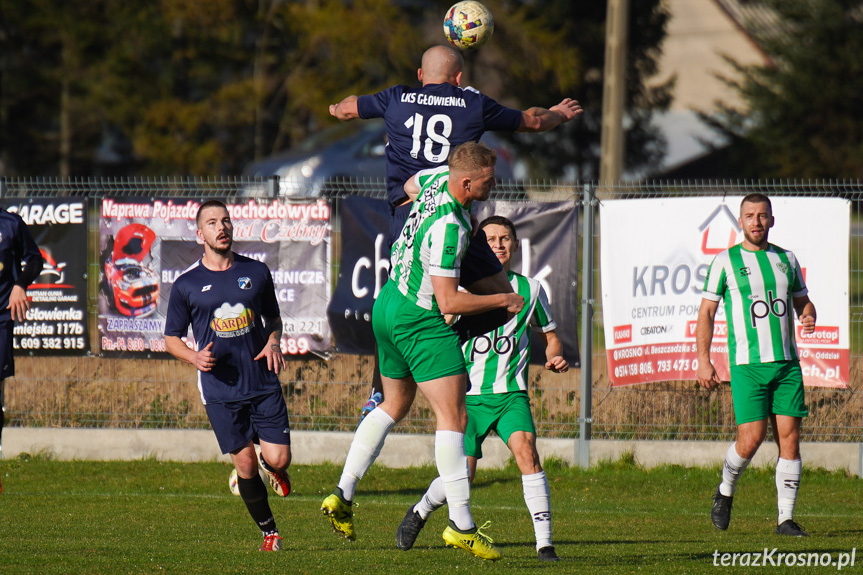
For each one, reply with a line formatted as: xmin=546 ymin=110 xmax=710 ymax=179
xmin=600 ymin=196 xmax=849 ymax=388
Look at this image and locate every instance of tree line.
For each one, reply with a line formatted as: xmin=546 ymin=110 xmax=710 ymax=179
xmin=1 ymin=0 xmax=677 ymax=179
xmin=4 ymin=0 xmax=855 ymax=180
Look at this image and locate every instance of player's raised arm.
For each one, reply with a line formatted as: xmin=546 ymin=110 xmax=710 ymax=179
xmin=517 ymin=98 xmax=583 ymax=133
xmin=329 ymin=95 xmax=360 ymax=121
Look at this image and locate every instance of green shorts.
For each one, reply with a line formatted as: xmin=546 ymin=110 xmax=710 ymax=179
xmin=372 ymin=281 xmax=465 ymax=383
xmin=729 ymin=360 xmax=808 ymax=425
xmin=465 ymin=391 xmax=536 ymax=459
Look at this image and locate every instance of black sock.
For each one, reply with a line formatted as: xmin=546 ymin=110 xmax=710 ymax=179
xmin=237 ymin=474 xmax=277 ymax=534
xmin=371 ymin=343 xmax=383 ymax=397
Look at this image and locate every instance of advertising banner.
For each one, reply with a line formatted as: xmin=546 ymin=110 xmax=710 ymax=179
xmin=2 ymin=198 xmax=90 ymax=355
xmin=600 ymin=196 xmax=849 ymax=388
xmin=327 ymin=196 xmax=391 ymax=355
xmin=98 ymin=198 xmax=331 ymax=358
xmin=329 ymin=197 xmax=580 ymax=365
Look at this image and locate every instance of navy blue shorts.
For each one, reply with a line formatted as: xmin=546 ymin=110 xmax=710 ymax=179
xmin=389 ymin=203 xmax=502 ymax=288
xmin=0 ymin=321 xmax=15 ymax=380
xmin=205 ymin=388 xmax=291 ymax=454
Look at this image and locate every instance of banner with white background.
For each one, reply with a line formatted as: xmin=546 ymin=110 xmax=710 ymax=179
xmin=600 ymin=196 xmax=849 ymax=388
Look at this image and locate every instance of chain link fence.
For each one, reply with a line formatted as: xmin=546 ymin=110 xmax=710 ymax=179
xmin=2 ymin=177 xmax=861 ymax=441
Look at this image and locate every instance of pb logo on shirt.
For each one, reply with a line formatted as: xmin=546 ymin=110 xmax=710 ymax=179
xmin=748 ymin=290 xmax=787 ymax=328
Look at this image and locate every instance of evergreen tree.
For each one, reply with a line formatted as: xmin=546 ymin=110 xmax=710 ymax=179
xmin=702 ymin=0 xmax=863 ymax=178
xmin=1 ymin=0 xmax=673 ymax=177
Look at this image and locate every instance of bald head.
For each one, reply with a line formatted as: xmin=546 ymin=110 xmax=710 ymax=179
xmin=419 ymin=45 xmax=464 ymax=86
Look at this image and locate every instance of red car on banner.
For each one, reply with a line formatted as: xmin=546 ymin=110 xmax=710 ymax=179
xmin=103 ymin=223 xmax=160 ymax=318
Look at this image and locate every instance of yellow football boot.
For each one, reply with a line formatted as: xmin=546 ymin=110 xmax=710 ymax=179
xmin=442 ymin=520 xmax=502 ymax=561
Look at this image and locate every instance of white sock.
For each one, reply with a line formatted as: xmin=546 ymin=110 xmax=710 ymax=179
xmin=776 ymin=458 xmax=802 ymax=524
xmin=719 ymin=443 xmax=751 ymax=497
xmin=435 ymin=430 xmax=473 ymax=531
xmin=337 ymin=408 xmax=396 ymax=501
xmin=415 ymin=476 xmax=447 ymax=520
xmin=523 ymin=471 xmax=552 ymax=550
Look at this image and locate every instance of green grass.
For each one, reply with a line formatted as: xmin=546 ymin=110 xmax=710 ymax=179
xmin=1 ymin=454 xmax=861 ymax=574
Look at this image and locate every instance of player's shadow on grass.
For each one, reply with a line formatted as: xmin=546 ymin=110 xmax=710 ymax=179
xmin=471 ymin=476 xmax=521 ymax=489
xmin=361 ymin=486 xmax=440 ymax=498
xmin=577 ymin=538 xmax=701 ymax=547
xmin=819 ymin=528 xmax=863 ymax=537
xmin=556 ymin=551 xmax=711 ymax=568
xmin=360 ymin=475 xmax=520 ymax=499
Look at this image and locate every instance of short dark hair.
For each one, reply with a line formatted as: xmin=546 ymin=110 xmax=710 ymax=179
xmin=479 ymin=215 xmax=517 ymax=242
xmin=196 ymin=200 xmax=229 ymax=227
xmin=448 ymin=141 xmax=497 ymax=173
xmin=740 ymin=193 xmax=772 ymax=214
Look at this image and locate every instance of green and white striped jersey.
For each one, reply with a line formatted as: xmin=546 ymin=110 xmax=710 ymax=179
xmin=464 ymin=271 xmax=557 ymax=395
xmin=702 ymin=243 xmax=808 ymax=366
xmin=389 ymin=166 xmax=472 ymax=312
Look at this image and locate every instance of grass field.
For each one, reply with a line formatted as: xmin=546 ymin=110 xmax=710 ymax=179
xmin=1 ymin=454 xmax=860 ymax=574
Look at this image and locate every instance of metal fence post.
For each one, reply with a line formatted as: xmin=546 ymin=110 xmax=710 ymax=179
xmin=578 ymin=183 xmax=595 ymax=469
xmin=269 ymin=175 xmax=279 ymax=199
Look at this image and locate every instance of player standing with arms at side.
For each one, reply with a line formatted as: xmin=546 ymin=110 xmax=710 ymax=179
xmin=697 ymin=193 xmax=816 ymax=537
xmin=395 ymin=216 xmax=568 ymax=561
xmin=0 ymin=207 xmax=43 ymax=494
xmin=164 ymin=201 xmax=292 ymax=551
xmin=321 ymin=142 xmax=524 ymax=561
xmin=330 ymin=44 xmax=582 ymax=416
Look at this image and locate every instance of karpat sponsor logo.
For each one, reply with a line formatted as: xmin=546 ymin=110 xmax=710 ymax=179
xmin=613 ymin=324 xmax=632 ymax=344
xmin=210 ymin=303 xmax=255 ymax=335
xmin=797 ymin=325 xmax=839 ymax=345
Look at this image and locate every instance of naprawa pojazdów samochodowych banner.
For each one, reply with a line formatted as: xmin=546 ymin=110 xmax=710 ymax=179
xmin=98 ymin=198 xmax=331 ymax=358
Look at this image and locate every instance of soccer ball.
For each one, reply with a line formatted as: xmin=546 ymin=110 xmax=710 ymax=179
xmin=444 ymin=1 xmax=494 ymax=51
xmin=229 ymin=469 xmax=240 ymax=496
xmin=228 ymin=467 xmax=268 ymax=495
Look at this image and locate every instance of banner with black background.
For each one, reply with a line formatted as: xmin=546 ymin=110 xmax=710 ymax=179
xmin=1 ymin=198 xmax=90 ymax=355
xmin=328 ymin=197 xmax=580 ymax=366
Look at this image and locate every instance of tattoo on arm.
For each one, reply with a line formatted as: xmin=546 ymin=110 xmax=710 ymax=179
xmin=264 ymin=316 xmax=283 ymax=341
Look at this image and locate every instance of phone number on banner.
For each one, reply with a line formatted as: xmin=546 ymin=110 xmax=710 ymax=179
xmin=607 ymin=343 xmax=702 ymax=386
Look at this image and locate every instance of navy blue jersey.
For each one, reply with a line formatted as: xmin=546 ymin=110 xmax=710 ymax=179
xmin=357 ymin=83 xmax=522 ymax=207
xmin=164 ymin=254 xmax=282 ymax=404
xmin=0 ymin=209 xmax=42 ymax=322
